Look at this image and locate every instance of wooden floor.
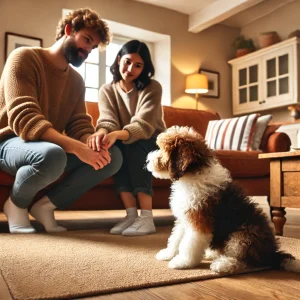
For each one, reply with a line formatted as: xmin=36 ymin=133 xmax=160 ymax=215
xmin=0 ymin=206 xmax=300 ymax=300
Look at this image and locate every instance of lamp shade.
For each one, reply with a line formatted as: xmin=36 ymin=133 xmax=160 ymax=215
xmin=185 ymin=74 xmax=208 ymax=94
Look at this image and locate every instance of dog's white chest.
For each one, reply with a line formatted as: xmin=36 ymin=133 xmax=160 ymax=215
xmin=170 ymin=182 xmax=195 ymax=220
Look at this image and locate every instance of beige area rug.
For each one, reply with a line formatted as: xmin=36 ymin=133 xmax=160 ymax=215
xmin=0 ymin=227 xmax=299 ymax=300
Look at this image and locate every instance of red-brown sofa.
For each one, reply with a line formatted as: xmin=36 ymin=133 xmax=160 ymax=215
xmin=0 ymin=104 xmax=291 ymax=211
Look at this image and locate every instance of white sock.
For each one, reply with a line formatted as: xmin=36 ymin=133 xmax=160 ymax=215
xmin=126 ymin=207 xmax=138 ymax=217
xmin=140 ymin=209 xmax=153 ymax=218
xmin=3 ymin=197 xmax=36 ymax=233
xmin=29 ymin=196 xmax=67 ymax=232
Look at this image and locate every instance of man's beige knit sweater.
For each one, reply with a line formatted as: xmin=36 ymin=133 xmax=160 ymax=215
xmin=97 ymin=80 xmax=166 ymax=144
xmin=0 ymin=47 xmax=94 ymax=142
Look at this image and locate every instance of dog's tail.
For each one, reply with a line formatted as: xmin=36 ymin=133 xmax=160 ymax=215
xmin=271 ymin=251 xmax=300 ymax=272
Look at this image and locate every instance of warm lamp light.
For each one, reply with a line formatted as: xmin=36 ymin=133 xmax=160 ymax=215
xmin=185 ymin=73 xmax=208 ymax=109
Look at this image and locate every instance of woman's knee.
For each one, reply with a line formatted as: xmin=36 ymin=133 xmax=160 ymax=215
xmin=108 ymin=145 xmax=123 ymax=174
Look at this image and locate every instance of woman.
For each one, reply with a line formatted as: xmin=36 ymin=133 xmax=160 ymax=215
xmin=87 ymin=40 xmax=166 ymax=236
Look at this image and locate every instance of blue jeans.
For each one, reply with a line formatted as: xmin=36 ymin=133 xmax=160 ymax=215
xmin=114 ymin=138 xmax=158 ymax=197
xmin=0 ymin=137 xmax=122 ymax=209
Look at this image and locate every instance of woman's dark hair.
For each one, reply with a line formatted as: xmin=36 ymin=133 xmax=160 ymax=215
xmin=110 ymin=40 xmax=155 ymax=90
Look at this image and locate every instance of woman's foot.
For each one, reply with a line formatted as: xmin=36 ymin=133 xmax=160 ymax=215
xmin=110 ymin=207 xmax=138 ymax=234
xmin=110 ymin=215 xmax=137 ymax=234
xmin=3 ymin=197 xmax=36 ymax=233
xmin=122 ymin=215 xmax=156 ymax=236
xmin=29 ymin=196 xmax=67 ymax=233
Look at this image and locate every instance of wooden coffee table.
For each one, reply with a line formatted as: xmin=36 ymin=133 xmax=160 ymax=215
xmin=259 ymin=151 xmax=300 ymax=235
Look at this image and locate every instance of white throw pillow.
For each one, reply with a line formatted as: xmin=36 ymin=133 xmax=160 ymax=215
xmin=205 ymin=114 xmax=259 ymax=151
xmin=251 ymin=114 xmax=272 ymax=150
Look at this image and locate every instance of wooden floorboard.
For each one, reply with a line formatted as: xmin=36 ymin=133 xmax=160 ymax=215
xmin=0 ymin=208 xmax=299 ymax=300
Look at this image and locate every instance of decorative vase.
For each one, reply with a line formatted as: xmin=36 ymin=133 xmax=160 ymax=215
xmin=288 ymin=30 xmax=300 ymax=38
xmin=259 ymin=31 xmax=281 ymax=48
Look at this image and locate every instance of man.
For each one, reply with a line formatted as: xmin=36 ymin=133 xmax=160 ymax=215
xmin=0 ymin=8 xmax=122 ymax=234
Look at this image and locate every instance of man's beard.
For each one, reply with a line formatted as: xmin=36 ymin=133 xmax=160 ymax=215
xmin=63 ymin=39 xmax=86 ymax=67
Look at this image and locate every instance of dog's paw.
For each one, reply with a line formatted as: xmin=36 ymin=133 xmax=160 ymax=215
xmin=204 ymin=248 xmax=219 ymax=261
xmin=210 ymin=256 xmax=244 ymax=274
xmin=168 ymin=255 xmax=199 ymax=269
xmin=156 ymin=248 xmax=176 ymax=261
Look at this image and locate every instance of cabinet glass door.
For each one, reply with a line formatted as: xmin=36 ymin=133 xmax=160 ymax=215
xmin=266 ymin=55 xmax=289 ymax=96
xmin=279 ymin=54 xmax=289 ymax=95
xmin=238 ymin=64 xmax=259 ymax=105
xmin=264 ymin=46 xmax=293 ymax=105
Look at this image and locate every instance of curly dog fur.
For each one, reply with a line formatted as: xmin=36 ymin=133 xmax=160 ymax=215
xmin=146 ymin=126 xmax=300 ymax=273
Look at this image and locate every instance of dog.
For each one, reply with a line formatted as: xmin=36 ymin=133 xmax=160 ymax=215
xmin=146 ymin=126 xmax=300 ymax=273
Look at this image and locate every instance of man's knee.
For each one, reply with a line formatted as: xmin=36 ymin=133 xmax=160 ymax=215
xmin=35 ymin=144 xmax=67 ymax=179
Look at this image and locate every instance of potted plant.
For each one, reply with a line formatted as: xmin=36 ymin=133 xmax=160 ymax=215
xmin=232 ymin=35 xmax=256 ymax=58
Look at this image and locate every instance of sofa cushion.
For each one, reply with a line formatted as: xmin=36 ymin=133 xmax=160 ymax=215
xmin=0 ymin=171 xmax=14 ymax=186
xmin=205 ymin=114 xmax=259 ymax=151
xmin=215 ymin=150 xmax=270 ymax=177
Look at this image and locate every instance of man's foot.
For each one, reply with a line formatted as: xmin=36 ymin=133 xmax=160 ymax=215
xmin=122 ymin=215 xmax=156 ymax=236
xmin=3 ymin=197 xmax=36 ymax=233
xmin=30 ymin=196 xmax=67 ymax=233
xmin=110 ymin=215 xmax=137 ymax=235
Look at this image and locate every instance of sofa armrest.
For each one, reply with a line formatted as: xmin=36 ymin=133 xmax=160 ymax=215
xmin=261 ymin=131 xmax=291 ymax=153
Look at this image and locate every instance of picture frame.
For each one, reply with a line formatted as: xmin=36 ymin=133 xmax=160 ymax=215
xmin=199 ymin=68 xmax=220 ymax=98
xmin=5 ymin=32 xmax=43 ymax=61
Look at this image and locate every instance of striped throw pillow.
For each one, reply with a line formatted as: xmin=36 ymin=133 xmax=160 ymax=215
xmin=205 ymin=114 xmax=259 ymax=151
xmin=251 ymin=114 xmax=272 ymax=150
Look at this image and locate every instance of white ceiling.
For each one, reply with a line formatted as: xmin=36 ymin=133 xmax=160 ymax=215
xmin=133 ymin=0 xmax=217 ymax=15
xmin=132 ymin=0 xmax=295 ymax=33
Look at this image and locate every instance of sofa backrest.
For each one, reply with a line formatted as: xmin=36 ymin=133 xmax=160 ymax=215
xmin=86 ymin=102 xmax=221 ymax=138
xmin=162 ymin=106 xmax=220 ymax=137
xmin=86 ymin=102 xmax=99 ymax=126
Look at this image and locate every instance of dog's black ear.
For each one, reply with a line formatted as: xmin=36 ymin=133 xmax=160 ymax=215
xmin=188 ymin=140 xmax=214 ymax=172
xmin=168 ymin=138 xmax=213 ymax=181
xmin=168 ymin=146 xmax=185 ymax=181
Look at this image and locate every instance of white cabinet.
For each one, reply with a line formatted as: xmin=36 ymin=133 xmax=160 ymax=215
xmin=228 ymin=37 xmax=300 ymax=115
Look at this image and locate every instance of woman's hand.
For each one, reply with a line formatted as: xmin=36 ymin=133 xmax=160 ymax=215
xmin=102 ymin=132 xmax=118 ymax=149
xmin=87 ymin=129 xmax=128 ymax=150
xmin=87 ymin=129 xmax=108 ymax=151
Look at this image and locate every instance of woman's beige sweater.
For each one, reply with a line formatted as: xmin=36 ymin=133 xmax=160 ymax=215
xmin=97 ymin=80 xmax=166 ymax=144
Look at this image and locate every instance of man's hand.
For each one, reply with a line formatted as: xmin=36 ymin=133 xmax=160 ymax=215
xmin=40 ymin=127 xmax=110 ymax=170
xmin=75 ymin=142 xmax=111 ymax=170
xmin=80 ymin=133 xmax=92 ymax=144
xmin=87 ymin=129 xmax=108 ymax=151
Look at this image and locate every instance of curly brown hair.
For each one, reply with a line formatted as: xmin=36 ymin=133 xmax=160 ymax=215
xmin=55 ymin=8 xmax=111 ymax=50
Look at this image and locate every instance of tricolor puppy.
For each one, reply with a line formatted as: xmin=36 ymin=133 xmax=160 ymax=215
xmin=146 ymin=126 xmax=300 ymax=273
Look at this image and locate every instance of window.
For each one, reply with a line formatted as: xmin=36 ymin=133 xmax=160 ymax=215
xmin=104 ymin=38 xmax=125 ymax=84
xmin=74 ymin=37 xmax=154 ymax=102
xmin=74 ymin=48 xmax=100 ymax=102
xmin=73 ymin=37 xmax=127 ymax=102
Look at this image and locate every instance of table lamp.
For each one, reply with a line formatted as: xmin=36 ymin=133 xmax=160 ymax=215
xmin=185 ymin=74 xmax=208 ymax=109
